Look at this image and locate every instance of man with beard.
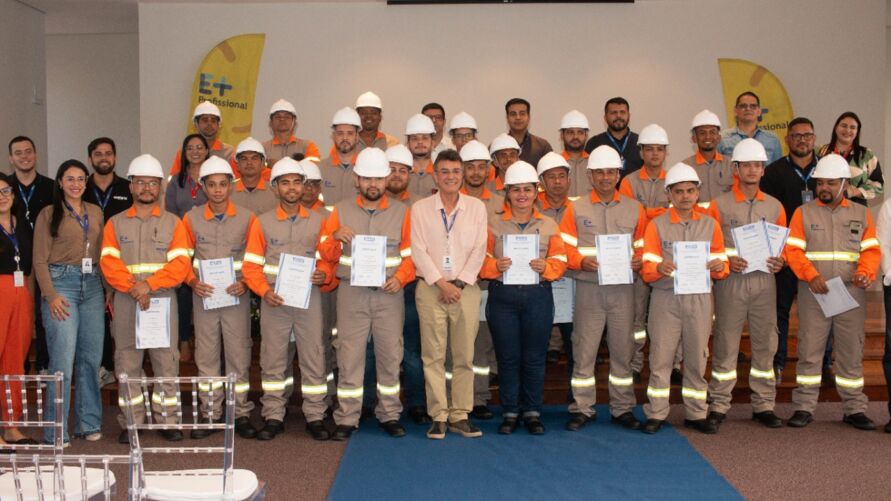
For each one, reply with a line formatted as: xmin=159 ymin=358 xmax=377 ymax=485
xmin=385 ymin=145 xmax=423 ymax=207
xmin=405 ymin=114 xmax=438 ymax=198
xmin=559 ymin=110 xmax=590 ymax=199
xmin=584 ymin=97 xmax=643 ymax=178
xmin=355 ymin=92 xmax=399 ymax=152
xmin=683 ymin=110 xmax=735 ymax=203
xmin=460 ymin=140 xmax=504 ymax=214
xmin=168 ymin=102 xmax=237 ymax=178
xmin=319 ymin=107 xmax=363 ymax=205
xmin=262 ymin=98 xmax=320 ymax=165
xmin=505 ymin=98 xmax=552 ymax=166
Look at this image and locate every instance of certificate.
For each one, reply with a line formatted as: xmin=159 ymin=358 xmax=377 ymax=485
xmin=135 ymin=297 xmax=171 ymax=349
xmin=731 ymin=222 xmax=771 ymax=274
xmin=274 ymin=253 xmax=315 ymax=309
xmin=502 ymin=234 xmax=540 ymax=285
xmin=198 ymin=257 xmax=239 ymax=310
xmin=813 ymin=276 xmax=860 ymax=317
xmin=673 ymin=241 xmax=711 ymax=295
xmin=764 ymin=222 xmax=790 ymax=258
xmin=552 ymin=277 xmax=575 ymax=323
xmin=350 ymin=235 xmax=387 ymax=287
xmin=595 ymin=234 xmax=634 ymax=285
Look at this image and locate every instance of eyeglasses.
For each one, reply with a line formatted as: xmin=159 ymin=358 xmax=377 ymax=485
xmin=63 ymin=176 xmax=87 ymax=184
xmin=451 ymin=132 xmax=475 ymax=141
xmin=788 ymin=133 xmax=815 ymax=142
xmin=736 ymin=103 xmax=760 ymax=110
xmin=0 ymin=187 xmax=13 ymax=198
xmin=133 ymin=180 xmax=160 ymax=188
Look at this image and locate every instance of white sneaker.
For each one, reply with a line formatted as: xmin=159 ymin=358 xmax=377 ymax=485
xmin=84 ymin=432 xmax=102 ymax=442
xmin=98 ymin=367 xmax=116 ymax=387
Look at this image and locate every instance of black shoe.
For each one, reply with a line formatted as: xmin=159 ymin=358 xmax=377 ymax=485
xmin=641 ymin=419 xmax=663 ymax=434
xmin=470 ymin=405 xmax=494 ymax=420
xmin=426 ymin=421 xmax=447 ymax=440
xmin=884 ymin=420 xmax=891 ymax=433
xmin=256 ymin=419 xmax=284 ymax=441
xmin=684 ymin=419 xmax=718 ymax=434
xmin=787 ymin=411 xmax=813 ymax=428
xmin=235 ymin=417 xmax=257 ymax=439
xmin=670 ymin=369 xmax=683 ymax=385
xmin=306 ymin=420 xmax=331 ymax=441
xmin=706 ymin=411 xmax=726 ymax=430
xmin=158 ymin=429 xmax=184 ymax=442
xmin=498 ymin=417 xmax=519 ymax=435
xmin=752 ymin=411 xmax=783 ymax=428
xmin=611 ymin=412 xmax=641 ymax=430
xmin=379 ymin=420 xmax=406 ymax=438
xmin=632 ymin=371 xmax=641 ymax=384
xmin=117 ymin=430 xmax=139 ymax=444
xmin=523 ymin=416 xmax=545 ymax=435
xmin=565 ymin=413 xmax=594 ymax=431
xmin=409 ymin=406 xmax=432 ymax=425
xmin=190 ymin=418 xmax=223 ymax=439
xmin=331 ymin=425 xmax=356 ymax=441
xmin=842 ymin=412 xmax=876 ymax=431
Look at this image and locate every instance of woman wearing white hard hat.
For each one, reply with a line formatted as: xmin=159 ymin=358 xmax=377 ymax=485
xmin=480 ymin=161 xmax=568 ymax=435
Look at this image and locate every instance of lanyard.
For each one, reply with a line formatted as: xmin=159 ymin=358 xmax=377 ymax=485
xmin=63 ymin=200 xmax=90 ymax=247
xmin=0 ymin=218 xmax=21 ymax=270
xmin=92 ymin=185 xmax=114 ymax=211
xmin=17 ymin=184 xmax=35 ymax=206
xmin=188 ymin=177 xmax=200 ymax=200
xmin=790 ymin=156 xmax=815 ymax=186
xmin=440 ymin=208 xmax=458 ymax=235
xmin=606 ymin=132 xmax=629 ymax=169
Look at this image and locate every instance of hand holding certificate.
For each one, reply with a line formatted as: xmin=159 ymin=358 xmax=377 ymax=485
xmin=731 ymin=222 xmax=771 ymax=274
xmin=274 ymin=253 xmax=315 ymax=309
xmin=350 ymin=235 xmax=387 ymax=287
xmin=198 ymin=257 xmax=239 ymax=310
xmin=595 ymin=234 xmax=633 ymax=285
xmin=502 ymin=234 xmax=540 ymax=285
xmin=673 ymin=241 xmax=711 ymax=295
xmin=764 ymin=222 xmax=790 ymax=257
xmin=135 ymin=297 xmax=171 ymax=349
xmin=812 ymin=276 xmax=860 ymax=317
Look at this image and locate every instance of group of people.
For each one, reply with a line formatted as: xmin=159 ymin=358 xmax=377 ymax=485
xmin=0 ymin=89 xmax=888 ymax=449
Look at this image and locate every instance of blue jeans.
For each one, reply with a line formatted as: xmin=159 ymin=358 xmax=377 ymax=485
xmin=774 ymin=267 xmax=832 ymax=369
xmin=41 ymin=265 xmax=104 ymax=443
xmin=486 ymin=281 xmax=553 ymax=417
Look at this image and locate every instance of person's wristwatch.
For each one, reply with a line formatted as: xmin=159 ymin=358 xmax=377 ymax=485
xmin=451 ymin=279 xmax=466 ymax=289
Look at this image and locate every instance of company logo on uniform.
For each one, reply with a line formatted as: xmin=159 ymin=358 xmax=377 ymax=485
xmin=269 ymin=237 xmax=283 ymax=246
xmin=119 ymin=235 xmax=132 ymax=244
xmin=809 ymin=224 xmax=824 ymax=231
xmin=662 ymin=240 xmax=672 ymax=250
xmin=582 ymin=218 xmax=594 ymax=228
xmin=324 ymin=181 xmax=336 ymax=188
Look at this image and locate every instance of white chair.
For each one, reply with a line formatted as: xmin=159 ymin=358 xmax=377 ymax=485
xmin=118 ymin=373 xmax=263 ymax=500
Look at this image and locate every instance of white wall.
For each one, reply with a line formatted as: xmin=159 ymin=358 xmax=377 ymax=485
xmin=0 ymin=0 xmax=47 ymax=176
xmin=45 ymin=33 xmax=140 ymax=176
xmin=136 ymin=0 xmax=885 ymax=173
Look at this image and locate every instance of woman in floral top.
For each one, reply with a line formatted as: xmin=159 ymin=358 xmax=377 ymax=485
xmin=818 ymin=111 xmax=883 ymax=205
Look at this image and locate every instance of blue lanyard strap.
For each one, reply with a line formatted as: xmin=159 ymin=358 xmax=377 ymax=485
xmin=63 ymin=200 xmax=90 ymax=239
xmin=0 ymin=219 xmax=20 ymax=267
xmin=606 ymin=133 xmax=630 ymax=169
xmin=790 ymin=156 xmax=815 ymax=185
xmin=17 ymin=184 xmax=35 ymax=206
xmin=440 ymin=208 xmax=458 ymax=234
xmin=92 ymin=185 xmax=114 ymax=211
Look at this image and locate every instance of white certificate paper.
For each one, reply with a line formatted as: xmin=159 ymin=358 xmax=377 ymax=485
xmin=274 ymin=253 xmax=315 ymax=309
xmin=135 ymin=297 xmax=171 ymax=349
xmin=595 ymin=234 xmax=634 ymax=285
xmin=198 ymin=257 xmax=239 ymax=310
xmin=552 ymin=277 xmax=575 ymax=323
xmin=764 ymin=222 xmax=790 ymax=258
xmin=673 ymin=241 xmax=711 ymax=295
xmin=813 ymin=276 xmax=860 ymax=317
xmin=350 ymin=235 xmax=387 ymax=287
xmin=731 ymin=222 xmax=771 ymax=274
xmin=503 ymin=234 xmax=540 ymax=285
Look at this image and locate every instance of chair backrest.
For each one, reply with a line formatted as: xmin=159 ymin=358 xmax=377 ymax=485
xmin=0 ymin=453 xmax=135 ymax=501
xmin=0 ymin=373 xmax=64 ymax=454
xmin=118 ymin=373 xmax=238 ymax=498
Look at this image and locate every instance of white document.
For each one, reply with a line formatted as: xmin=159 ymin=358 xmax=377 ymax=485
xmin=479 ymin=289 xmax=488 ymax=322
xmin=731 ymin=222 xmax=771 ymax=274
xmin=350 ymin=235 xmax=387 ymax=287
xmin=595 ymin=234 xmax=634 ymax=285
xmin=502 ymin=234 xmax=540 ymax=285
xmin=135 ymin=297 xmax=171 ymax=349
xmin=764 ymin=222 xmax=790 ymax=258
xmin=673 ymin=241 xmax=711 ymax=295
xmin=274 ymin=253 xmax=315 ymax=309
xmin=813 ymin=276 xmax=860 ymax=317
xmin=198 ymin=257 xmax=239 ymax=310
xmin=552 ymin=277 xmax=575 ymax=323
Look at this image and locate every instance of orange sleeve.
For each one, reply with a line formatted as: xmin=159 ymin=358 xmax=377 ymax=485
xmin=318 ymin=207 xmax=342 ymax=263
xmin=640 ymin=220 xmax=664 ymax=283
xmin=646 ymin=206 xmax=668 ymax=220
xmin=181 ymin=213 xmax=199 ymax=285
xmin=857 ymin=210 xmax=881 ymax=280
xmin=633 ymin=204 xmax=649 ymax=258
xmin=487 ymin=164 xmax=496 ymax=182
xmin=695 ymin=200 xmax=720 ymax=222
xmin=479 ymin=229 xmax=500 ymax=279
xmin=99 ymin=219 xmax=135 ymax=293
xmin=618 ymin=178 xmax=634 ymax=200
xmin=558 ymin=204 xmax=583 ymax=270
xmin=229 ymin=156 xmax=241 ymax=179
xmin=784 ymin=208 xmax=817 ymax=282
xmin=242 ymin=216 xmax=270 ymax=297
xmin=169 ymin=150 xmax=182 ymax=177
xmin=145 ymin=219 xmax=192 ymax=291
xmin=542 ymin=233 xmax=568 ymax=281
xmin=305 ymin=141 xmax=321 ymax=162
xmin=394 ymin=209 xmax=416 ymax=286
xmin=315 ymin=220 xmax=338 ymax=293
xmin=709 ymin=221 xmax=730 ymax=280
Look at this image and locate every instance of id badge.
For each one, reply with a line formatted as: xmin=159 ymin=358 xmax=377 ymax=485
xmin=82 ymin=258 xmax=93 ymax=274
xmin=13 ymin=271 xmax=24 ymax=287
xmin=801 ymin=190 xmax=814 ymax=204
xmin=442 ymin=255 xmax=454 ymax=273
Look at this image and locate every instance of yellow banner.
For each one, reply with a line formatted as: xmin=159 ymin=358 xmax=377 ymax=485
xmin=189 ymin=34 xmax=266 ymax=145
xmin=717 ymin=58 xmax=794 ymax=156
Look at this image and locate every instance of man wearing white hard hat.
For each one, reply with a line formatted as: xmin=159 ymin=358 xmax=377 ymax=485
xmin=404 ymin=114 xmax=439 ymax=198
xmin=262 ymin=98 xmax=320 ymax=165
xmin=231 ymin=137 xmax=277 ymax=216
xmin=181 ymin=157 xmax=257 ymax=439
xmin=355 ymin=91 xmax=399 ymax=152
xmin=505 ymin=98 xmax=552 ymax=166
xmin=242 ymin=158 xmax=335 ymax=441
xmin=100 ymin=154 xmax=193 ymax=443
xmin=584 ymin=97 xmax=643 ymax=178
xmin=422 ymin=103 xmax=454 ymax=161
xmin=488 ymin=133 xmax=521 ymax=195
xmin=784 ymin=154 xmax=880 ymax=431
xmin=448 ymin=111 xmax=479 ymax=153
xmin=640 ymin=163 xmax=729 ymax=435
xmin=706 ymin=138 xmax=787 ymax=431
xmin=169 ymin=101 xmax=237 ymax=179
xmin=319 ymin=148 xmax=415 ymax=440
xmin=718 ymin=91 xmax=782 ymax=164
xmin=559 ymin=110 xmax=592 ymax=198
xmin=459 ymin=140 xmax=504 ymax=214
xmin=683 ymin=110 xmax=735 ymax=202
xmin=318 ymin=107 xmax=363 ymax=206
xmin=558 ymin=145 xmax=648 ymax=432
xmin=385 ymin=145 xmax=422 ymax=207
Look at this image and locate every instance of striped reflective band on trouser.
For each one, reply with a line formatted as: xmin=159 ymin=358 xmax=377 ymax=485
xmin=301 ymin=383 xmax=328 ymax=395
xmin=633 ymin=330 xmax=647 ymax=341
xmin=377 ymin=383 xmax=401 ymax=396
xmin=749 ymin=367 xmax=775 ymax=380
xmin=804 ymin=251 xmax=859 ymax=262
xmin=151 ymin=393 xmax=179 ymax=406
xmin=117 ymin=393 xmax=145 ymax=407
xmin=261 ymin=377 xmax=294 ymax=392
xmin=796 ymin=374 xmax=821 ymax=386
xmin=234 ymin=382 xmax=251 ymax=394
xmin=647 ymin=386 xmax=670 ymax=399
xmin=710 ymin=369 xmax=737 ymax=381
xmin=681 ymin=387 xmax=707 ymax=400
xmin=571 ymin=376 xmax=596 ymax=388
xmin=472 ymin=366 xmax=490 ymax=376
xmin=835 ymin=375 xmax=864 ymax=389
xmin=337 ymin=387 xmax=364 ymax=399
xmin=608 ymin=373 xmax=634 ymax=387
xmin=197 ymin=381 xmax=225 ymax=392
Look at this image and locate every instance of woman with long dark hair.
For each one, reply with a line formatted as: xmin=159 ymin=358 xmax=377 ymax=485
xmin=32 ymin=160 xmax=104 ymax=444
xmin=818 ymin=111 xmax=883 ymax=205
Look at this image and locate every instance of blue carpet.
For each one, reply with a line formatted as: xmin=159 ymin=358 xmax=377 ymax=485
xmin=329 ymin=405 xmax=741 ymax=500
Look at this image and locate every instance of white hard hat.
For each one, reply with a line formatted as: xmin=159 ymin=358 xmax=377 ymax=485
xmin=460 ymin=140 xmax=490 ymax=163
xmin=300 ymin=159 xmax=322 ymax=181
xmin=353 ymin=148 xmax=391 ymax=178
xmin=355 ymin=91 xmax=382 ymax=109
xmin=198 ymin=156 xmax=234 ymax=182
xmin=664 ymin=162 xmax=700 ymax=187
xmin=504 ymin=161 xmax=539 ymax=186
xmin=489 ymin=133 xmax=521 ymax=155
xmin=269 ymin=157 xmax=305 ymax=183
xmin=537 ymin=152 xmax=570 ymax=177
xmin=449 ymin=111 xmax=478 ymax=131
xmin=235 ymin=137 xmax=266 ymax=158
xmin=691 ymin=109 xmax=722 ymax=130
xmin=812 ymin=154 xmax=851 ymax=179
xmin=638 ymin=124 xmax=670 ymax=146
xmin=127 ymin=154 xmax=164 ymax=179
xmin=332 ymin=107 xmax=361 ymax=128
xmin=193 ymin=101 xmax=221 ymax=120
xmin=386 ymin=144 xmax=413 ymax=167
xmin=269 ymin=99 xmax=297 ymax=116
xmin=560 ymin=110 xmax=589 ymax=130
xmin=731 ymin=138 xmax=768 ymax=163
xmin=405 ymin=114 xmax=436 ymax=135
xmin=587 ymin=145 xmax=623 ymax=170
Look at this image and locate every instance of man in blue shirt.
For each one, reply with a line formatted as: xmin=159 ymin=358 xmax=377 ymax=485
xmin=718 ymin=91 xmax=782 ymax=164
